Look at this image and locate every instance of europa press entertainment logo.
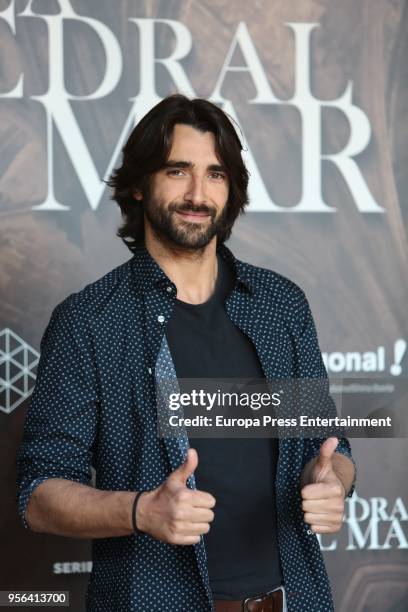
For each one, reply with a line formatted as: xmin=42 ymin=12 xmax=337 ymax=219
xmin=0 ymin=328 xmax=39 ymax=415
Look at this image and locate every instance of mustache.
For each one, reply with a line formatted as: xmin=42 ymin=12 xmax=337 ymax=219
xmin=168 ymin=202 xmax=216 ymax=217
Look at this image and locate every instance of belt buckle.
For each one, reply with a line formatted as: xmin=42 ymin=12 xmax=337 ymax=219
xmin=242 ymin=591 xmax=269 ymax=612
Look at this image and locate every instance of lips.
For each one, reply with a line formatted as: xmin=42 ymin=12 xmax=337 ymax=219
xmin=176 ymin=210 xmax=211 ymax=222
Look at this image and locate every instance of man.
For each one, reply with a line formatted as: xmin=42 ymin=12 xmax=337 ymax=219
xmin=16 ymin=94 xmax=356 ymax=612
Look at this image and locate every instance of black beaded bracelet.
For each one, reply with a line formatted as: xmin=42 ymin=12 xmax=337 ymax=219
xmin=131 ymin=491 xmax=145 ymax=533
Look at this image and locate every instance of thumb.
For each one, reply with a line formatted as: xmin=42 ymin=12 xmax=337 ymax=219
xmin=167 ymin=448 xmax=199 ymax=486
xmin=315 ymin=437 xmax=338 ymax=473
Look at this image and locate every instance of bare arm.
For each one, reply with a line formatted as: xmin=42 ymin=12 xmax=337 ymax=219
xmin=26 ymin=478 xmax=135 ymax=539
xmin=25 ymin=449 xmax=215 ymax=544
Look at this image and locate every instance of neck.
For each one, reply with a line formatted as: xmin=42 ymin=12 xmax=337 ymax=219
xmin=144 ymin=228 xmax=219 ymax=305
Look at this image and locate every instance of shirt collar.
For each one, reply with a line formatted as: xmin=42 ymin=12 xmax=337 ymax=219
xmin=130 ymin=242 xmax=253 ymax=295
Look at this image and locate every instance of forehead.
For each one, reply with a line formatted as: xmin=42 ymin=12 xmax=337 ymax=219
xmin=167 ymin=124 xmax=220 ymax=163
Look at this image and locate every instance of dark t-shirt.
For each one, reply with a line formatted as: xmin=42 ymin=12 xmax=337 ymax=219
xmin=165 ymin=254 xmax=283 ymax=599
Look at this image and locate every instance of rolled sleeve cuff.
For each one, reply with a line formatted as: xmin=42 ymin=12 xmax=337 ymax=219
xmin=18 ymin=476 xmax=53 ymax=530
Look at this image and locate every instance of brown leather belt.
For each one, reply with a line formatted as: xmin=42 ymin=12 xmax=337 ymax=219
xmin=214 ymin=588 xmax=283 ymax=612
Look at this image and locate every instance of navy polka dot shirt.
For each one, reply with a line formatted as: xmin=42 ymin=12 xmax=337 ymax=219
xmin=16 ymin=243 xmax=355 ymax=612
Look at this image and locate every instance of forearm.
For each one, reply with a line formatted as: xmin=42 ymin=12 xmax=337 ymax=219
xmin=301 ymin=452 xmax=355 ymax=496
xmin=25 ymin=478 xmax=135 ymax=539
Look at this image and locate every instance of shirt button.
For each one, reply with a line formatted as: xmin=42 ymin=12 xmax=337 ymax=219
xmin=148 ymin=367 xmax=152 ymax=375
xmin=166 ymin=286 xmax=173 ymax=293
xmin=157 ymin=315 xmax=165 ymax=323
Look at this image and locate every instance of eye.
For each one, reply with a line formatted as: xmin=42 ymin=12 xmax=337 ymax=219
xmin=167 ymin=169 xmax=184 ymax=176
xmin=209 ymin=172 xmax=226 ymax=180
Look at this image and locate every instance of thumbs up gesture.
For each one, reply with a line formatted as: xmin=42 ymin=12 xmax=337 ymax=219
xmin=301 ymin=437 xmax=346 ymax=534
xmin=135 ymin=448 xmax=216 ymax=545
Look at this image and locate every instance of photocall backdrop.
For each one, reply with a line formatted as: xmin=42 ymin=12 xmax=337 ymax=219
xmin=0 ymin=1 xmax=407 ymax=610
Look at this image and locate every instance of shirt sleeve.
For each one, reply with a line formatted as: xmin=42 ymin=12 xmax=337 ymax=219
xmin=15 ymin=299 xmax=99 ymax=528
xmin=290 ymin=287 xmax=357 ymax=498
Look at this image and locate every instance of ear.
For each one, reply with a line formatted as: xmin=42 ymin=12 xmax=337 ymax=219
xmin=133 ymin=189 xmax=143 ymax=201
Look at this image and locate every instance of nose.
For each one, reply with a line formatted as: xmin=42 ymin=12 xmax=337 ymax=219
xmin=183 ymin=174 xmax=207 ymax=206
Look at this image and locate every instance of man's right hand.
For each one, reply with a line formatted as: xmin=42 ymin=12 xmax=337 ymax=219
xmin=135 ymin=448 xmax=216 ymax=545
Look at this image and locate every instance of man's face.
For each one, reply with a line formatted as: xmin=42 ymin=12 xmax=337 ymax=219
xmin=135 ymin=124 xmax=230 ymax=250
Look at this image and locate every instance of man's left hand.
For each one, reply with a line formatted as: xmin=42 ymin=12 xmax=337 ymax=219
xmin=301 ymin=437 xmax=346 ymax=534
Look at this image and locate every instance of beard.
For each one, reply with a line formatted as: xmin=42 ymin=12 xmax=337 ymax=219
xmin=143 ymin=193 xmax=229 ymax=251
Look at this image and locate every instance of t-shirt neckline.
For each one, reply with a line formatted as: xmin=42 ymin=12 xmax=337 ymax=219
xmin=174 ymin=253 xmax=227 ymax=310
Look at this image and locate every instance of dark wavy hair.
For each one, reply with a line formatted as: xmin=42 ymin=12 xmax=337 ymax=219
xmin=106 ymin=94 xmax=250 ymax=252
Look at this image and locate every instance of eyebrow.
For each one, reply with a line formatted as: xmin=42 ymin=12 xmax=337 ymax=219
xmin=163 ymin=160 xmax=227 ymax=173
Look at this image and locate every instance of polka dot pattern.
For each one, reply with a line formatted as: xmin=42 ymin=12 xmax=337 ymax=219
xmin=16 ymin=243 xmax=355 ymax=612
